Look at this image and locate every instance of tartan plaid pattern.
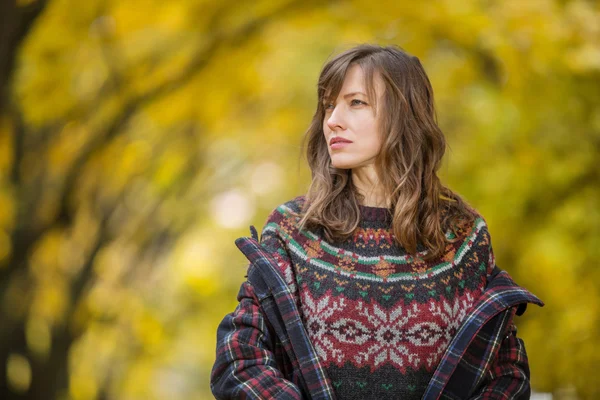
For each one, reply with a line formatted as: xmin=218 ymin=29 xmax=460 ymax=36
xmin=211 ymin=279 xmax=303 ymax=399
xmin=424 ymin=266 xmax=544 ymax=399
xmin=469 ymin=310 xmax=532 ymax=399
xmin=210 ymin=227 xmax=336 ymax=399
xmin=211 ymin=226 xmax=544 ymax=400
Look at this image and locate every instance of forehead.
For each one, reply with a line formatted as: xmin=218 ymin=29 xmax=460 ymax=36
xmin=339 ymin=64 xmax=366 ymax=90
xmin=323 ymin=64 xmax=383 ymax=100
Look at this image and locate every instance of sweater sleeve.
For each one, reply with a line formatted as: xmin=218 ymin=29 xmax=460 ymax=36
xmin=210 ymin=278 xmax=302 ymax=399
xmin=260 ymin=233 xmax=297 ymax=293
xmin=475 ymin=213 xmax=497 ymax=278
xmin=258 ymin=205 xmax=300 ymax=297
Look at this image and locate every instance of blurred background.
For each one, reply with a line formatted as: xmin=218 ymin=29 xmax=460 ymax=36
xmin=0 ymin=0 xmax=599 ymax=399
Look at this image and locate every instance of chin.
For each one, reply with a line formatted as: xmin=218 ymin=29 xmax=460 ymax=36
xmin=331 ymin=160 xmax=356 ymax=169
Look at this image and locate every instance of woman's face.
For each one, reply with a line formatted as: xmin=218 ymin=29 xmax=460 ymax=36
xmin=322 ymin=63 xmax=384 ymax=170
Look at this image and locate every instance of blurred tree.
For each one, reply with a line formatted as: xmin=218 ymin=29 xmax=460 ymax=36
xmin=0 ymin=0 xmax=598 ymax=399
xmin=0 ymin=0 xmax=326 ymax=398
xmin=0 ymin=0 xmax=48 ymax=114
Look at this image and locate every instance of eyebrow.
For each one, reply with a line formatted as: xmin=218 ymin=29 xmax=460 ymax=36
xmin=343 ymin=91 xmax=367 ymax=98
xmin=322 ymin=91 xmax=367 ymax=103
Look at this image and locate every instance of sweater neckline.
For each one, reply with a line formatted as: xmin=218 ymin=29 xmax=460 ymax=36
xmin=358 ymin=203 xmax=392 ymax=223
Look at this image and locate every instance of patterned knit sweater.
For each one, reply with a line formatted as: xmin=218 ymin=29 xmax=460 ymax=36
xmin=258 ymin=195 xmax=495 ymax=399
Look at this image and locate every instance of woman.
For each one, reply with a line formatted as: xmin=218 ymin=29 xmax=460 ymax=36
xmin=210 ymin=44 xmax=543 ymax=399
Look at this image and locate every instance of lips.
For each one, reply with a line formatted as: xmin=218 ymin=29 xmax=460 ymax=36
xmin=330 ymin=137 xmax=353 ymax=145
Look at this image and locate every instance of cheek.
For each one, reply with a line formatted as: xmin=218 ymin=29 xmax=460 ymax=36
xmin=363 ymin=121 xmax=381 ymax=144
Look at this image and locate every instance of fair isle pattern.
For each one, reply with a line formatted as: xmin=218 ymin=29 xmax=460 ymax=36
xmin=263 ymin=212 xmax=489 ymax=283
xmin=302 ymin=288 xmax=476 ymax=371
xmin=259 ymin=196 xmax=495 ymax=399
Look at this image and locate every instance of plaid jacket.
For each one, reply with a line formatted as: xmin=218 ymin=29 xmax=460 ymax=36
xmin=211 ymin=226 xmax=544 ymax=399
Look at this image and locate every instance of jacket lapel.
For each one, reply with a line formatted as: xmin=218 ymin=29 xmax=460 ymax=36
xmin=422 ymin=268 xmax=544 ymax=400
xmin=235 ymin=228 xmax=337 ymax=400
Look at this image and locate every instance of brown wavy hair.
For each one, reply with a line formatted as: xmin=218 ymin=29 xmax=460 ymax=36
xmin=296 ymin=44 xmax=476 ymax=262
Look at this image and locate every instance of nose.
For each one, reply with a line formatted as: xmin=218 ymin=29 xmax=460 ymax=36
xmin=326 ymin=105 xmax=344 ymax=132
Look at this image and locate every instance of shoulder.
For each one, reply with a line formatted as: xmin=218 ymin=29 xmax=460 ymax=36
xmin=453 ymin=205 xmax=496 ymax=274
xmin=263 ymin=195 xmax=306 ymax=228
xmin=446 ymin=201 xmax=490 ymax=238
xmin=467 ymin=206 xmax=492 ymax=242
xmin=258 ymin=197 xmax=306 ymax=290
xmin=273 ymin=195 xmax=306 ymax=216
xmin=444 ymin=201 xmax=493 ymax=250
xmin=260 ymin=195 xmax=306 ymax=241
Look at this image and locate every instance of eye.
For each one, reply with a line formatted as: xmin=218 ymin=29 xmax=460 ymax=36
xmin=324 ymin=102 xmax=334 ymax=110
xmin=351 ymin=99 xmax=367 ymax=106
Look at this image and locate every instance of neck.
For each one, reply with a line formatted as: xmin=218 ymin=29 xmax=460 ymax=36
xmin=351 ymin=166 xmax=388 ymax=208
